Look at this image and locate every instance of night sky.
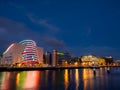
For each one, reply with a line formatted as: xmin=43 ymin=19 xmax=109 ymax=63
xmin=0 ymin=0 xmax=120 ymax=60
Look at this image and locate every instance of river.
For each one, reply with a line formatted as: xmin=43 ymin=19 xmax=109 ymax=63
xmin=0 ymin=67 xmax=120 ymax=90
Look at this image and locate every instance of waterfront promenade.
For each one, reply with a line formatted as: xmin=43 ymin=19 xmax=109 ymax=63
xmin=0 ymin=65 xmax=119 ymax=71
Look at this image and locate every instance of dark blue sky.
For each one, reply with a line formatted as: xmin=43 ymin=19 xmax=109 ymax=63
xmin=0 ymin=0 xmax=120 ymax=59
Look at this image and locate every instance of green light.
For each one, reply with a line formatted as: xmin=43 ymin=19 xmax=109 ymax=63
xmin=57 ymin=52 xmax=64 ymax=55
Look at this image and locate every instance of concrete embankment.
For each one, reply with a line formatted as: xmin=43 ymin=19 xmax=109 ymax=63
xmin=0 ymin=66 xmax=119 ymax=71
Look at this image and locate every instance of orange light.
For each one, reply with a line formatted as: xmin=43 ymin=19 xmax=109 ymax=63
xmin=74 ymin=62 xmax=78 ymax=66
xmin=64 ymin=69 xmax=69 ymax=90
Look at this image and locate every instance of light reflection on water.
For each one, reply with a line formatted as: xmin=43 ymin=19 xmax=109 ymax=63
xmin=24 ymin=71 xmax=40 ymax=89
xmin=64 ymin=69 xmax=69 ymax=90
xmin=83 ymin=69 xmax=95 ymax=90
xmin=75 ymin=69 xmax=79 ymax=90
xmin=0 ymin=68 xmax=120 ymax=90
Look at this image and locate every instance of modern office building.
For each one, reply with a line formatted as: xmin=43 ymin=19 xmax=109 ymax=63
xmin=2 ymin=40 xmax=43 ymax=65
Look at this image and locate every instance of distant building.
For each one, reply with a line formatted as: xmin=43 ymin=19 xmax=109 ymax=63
xmin=52 ymin=49 xmax=57 ymax=66
xmin=104 ymin=56 xmax=114 ymax=65
xmin=36 ymin=47 xmax=43 ymax=64
xmin=97 ymin=57 xmax=106 ymax=65
xmin=2 ymin=40 xmax=43 ymax=65
xmin=45 ymin=51 xmax=51 ymax=65
xmin=57 ymin=52 xmax=71 ymax=65
xmin=115 ymin=60 xmax=120 ymax=65
xmin=81 ymin=55 xmax=98 ymax=66
xmin=0 ymin=56 xmax=2 ymax=64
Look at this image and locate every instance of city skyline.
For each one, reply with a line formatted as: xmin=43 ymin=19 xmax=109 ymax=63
xmin=0 ymin=0 xmax=120 ymax=59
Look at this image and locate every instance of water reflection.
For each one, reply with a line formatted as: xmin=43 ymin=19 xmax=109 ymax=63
xmin=75 ymin=69 xmax=79 ymax=90
xmin=82 ymin=68 xmax=111 ymax=90
xmin=83 ymin=69 xmax=87 ymax=90
xmin=0 ymin=72 xmax=17 ymax=90
xmin=83 ymin=69 xmax=95 ymax=90
xmin=45 ymin=70 xmax=49 ymax=84
xmin=16 ymin=71 xmax=27 ymax=89
xmin=24 ymin=71 xmax=40 ymax=90
xmin=16 ymin=73 xmax=20 ymax=86
xmin=52 ymin=70 xmax=56 ymax=86
xmin=0 ymin=68 xmax=120 ymax=90
xmin=16 ymin=71 xmax=40 ymax=90
xmin=0 ymin=71 xmax=40 ymax=90
xmin=69 ymin=69 xmax=72 ymax=81
xmin=64 ymin=69 xmax=69 ymax=90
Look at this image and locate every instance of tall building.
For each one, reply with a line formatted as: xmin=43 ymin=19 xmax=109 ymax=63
xmin=36 ymin=47 xmax=43 ymax=64
xmin=52 ymin=49 xmax=57 ymax=66
xmin=0 ymin=55 xmax=2 ymax=65
xmin=2 ymin=40 xmax=43 ymax=65
xmin=45 ymin=51 xmax=50 ymax=65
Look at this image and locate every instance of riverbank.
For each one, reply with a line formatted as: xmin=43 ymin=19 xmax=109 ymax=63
xmin=0 ymin=65 xmax=119 ymax=71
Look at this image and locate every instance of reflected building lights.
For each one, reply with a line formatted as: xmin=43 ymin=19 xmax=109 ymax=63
xmin=64 ymin=69 xmax=69 ymax=90
xmin=24 ymin=71 xmax=40 ymax=90
xmin=70 ymin=70 xmax=72 ymax=81
xmin=83 ymin=69 xmax=95 ymax=90
xmin=1 ymin=72 xmax=11 ymax=90
xmin=1 ymin=72 xmax=17 ymax=90
xmin=16 ymin=73 xmax=20 ymax=86
xmin=45 ymin=70 xmax=49 ymax=84
xmin=52 ymin=70 xmax=56 ymax=86
xmin=83 ymin=69 xmax=88 ymax=90
xmin=75 ymin=69 xmax=79 ymax=90
xmin=99 ymin=67 xmax=103 ymax=75
xmin=16 ymin=71 xmax=27 ymax=89
xmin=0 ymin=69 xmax=119 ymax=90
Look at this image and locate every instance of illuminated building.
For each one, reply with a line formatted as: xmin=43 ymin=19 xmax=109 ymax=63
xmin=81 ymin=55 xmax=98 ymax=66
xmin=2 ymin=43 xmax=25 ymax=65
xmin=2 ymin=40 xmax=43 ymax=65
xmin=19 ymin=40 xmax=43 ymax=64
xmin=115 ymin=60 xmax=120 ymax=65
xmin=20 ymin=40 xmax=38 ymax=64
xmin=97 ymin=57 xmax=106 ymax=65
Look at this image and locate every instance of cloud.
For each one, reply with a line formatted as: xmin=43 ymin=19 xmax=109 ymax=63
xmin=0 ymin=17 xmax=36 ymax=52
xmin=38 ymin=19 xmax=59 ymax=32
xmin=0 ymin=17 xmax=66 ymax=54
xmin=27 ymin=14 xmax=36 ymax=23
xmin=27 ymin=14 xmax=66 ymax=49
xmin=42 ymin=37 xmax=65 ymax=48
xmin=0 ymin=17 xmax=24 ymax=30
xmin=0 ymin=17 xmax=32 ymax=39
xmin=27 ymin=14 xmax=59 ymax=33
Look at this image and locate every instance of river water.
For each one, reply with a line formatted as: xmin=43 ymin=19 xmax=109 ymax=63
xmin=0 ymin=67 xmax=120 ymax=90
